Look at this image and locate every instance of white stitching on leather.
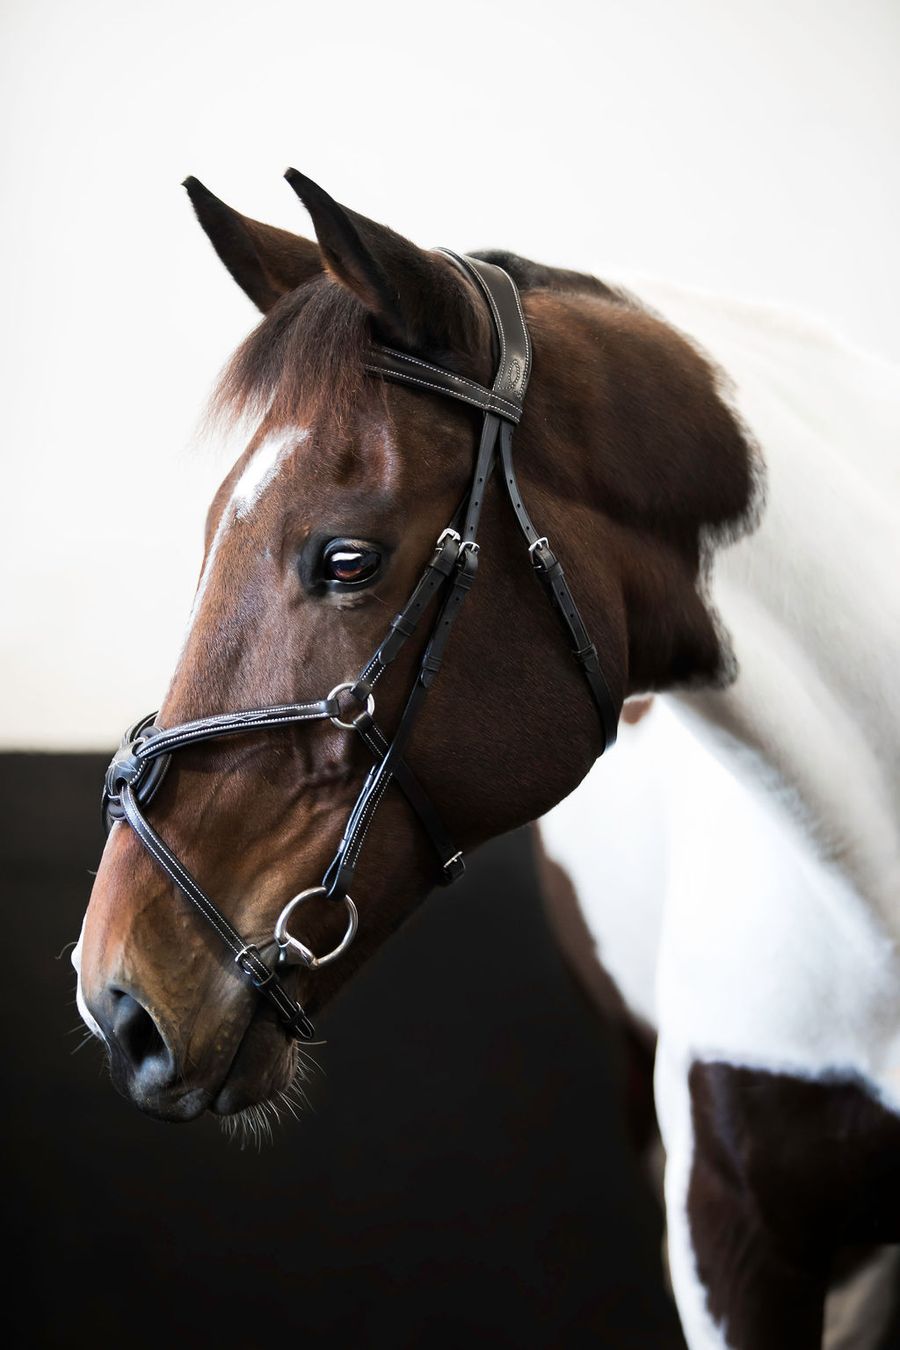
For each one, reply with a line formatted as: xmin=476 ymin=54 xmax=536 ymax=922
xmin=349 ymin=767 xmax=393 ymax=864
xmin=439 ymin=250 xmax=508 ymax=384
xmin=376 ymin=346 xmax=482 ymax=388
xmin=146 ymin=708 xmax=332 ymax=756
xmin=373 ymin=347 xmax=521 ymax=415
xmin=470 ymin=262 xmax=508 ymax=384
xmin=364 ymin=365 xmax=520 ymax=420
xmin=365 ymin=366 xmax=489 ymax=410
xmin=505 ymin=267 xmax=532 ymax=385
xmin=126 ymin=798 xmax=242 ymax=956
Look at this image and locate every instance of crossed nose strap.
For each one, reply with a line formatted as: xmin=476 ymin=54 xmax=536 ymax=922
xmin=103 ymin=698 xmax=342 ymax=1041
xmin=100 ymin=250 xmax=619 ymax=1044
xmin=118 ymin=779 xmax=317 ymax=1040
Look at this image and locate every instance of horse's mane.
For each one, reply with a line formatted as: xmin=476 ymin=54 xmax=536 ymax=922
xmin=470 ymin=250 xmax=627 ymax=304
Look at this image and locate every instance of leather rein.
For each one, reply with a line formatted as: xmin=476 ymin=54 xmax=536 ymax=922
xmin=101 ymin=252 xmax=618 ymax=1042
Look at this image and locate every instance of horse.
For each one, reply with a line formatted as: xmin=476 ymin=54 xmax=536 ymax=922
xmin=73 ymin=169 xmax=900 ymax=1349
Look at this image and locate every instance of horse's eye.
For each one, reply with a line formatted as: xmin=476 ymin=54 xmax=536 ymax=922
xmin=321 ymin=539 xmax=383 ymax=588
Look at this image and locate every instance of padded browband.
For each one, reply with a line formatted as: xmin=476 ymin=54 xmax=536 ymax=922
xmin=364 ymin=251 xmax=531 ymax=424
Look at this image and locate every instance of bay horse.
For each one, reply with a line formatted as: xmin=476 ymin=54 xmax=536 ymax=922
xmin=74 ymin=170 xmax=899 ymax=1348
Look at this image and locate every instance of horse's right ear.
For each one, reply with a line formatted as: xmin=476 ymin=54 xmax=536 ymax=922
xmin=183 ymin=177 xmax=322 ymax=313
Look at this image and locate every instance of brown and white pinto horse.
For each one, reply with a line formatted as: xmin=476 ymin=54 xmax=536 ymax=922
xmin=74 ymin=172 xmax=899 ymax=1348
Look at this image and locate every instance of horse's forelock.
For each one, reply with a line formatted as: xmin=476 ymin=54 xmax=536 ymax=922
xmin=210 ymin=276 xmax=382 ymax=435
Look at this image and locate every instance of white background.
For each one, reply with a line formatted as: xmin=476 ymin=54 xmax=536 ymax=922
xmin=1 ymin=0 xmax=897 ymax=748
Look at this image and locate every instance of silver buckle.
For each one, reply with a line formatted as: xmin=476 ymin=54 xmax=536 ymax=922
xmin=436 ymin=527 xmax=461 ymax=547
xmin=527 ymin=536 xmax=549 ymax=556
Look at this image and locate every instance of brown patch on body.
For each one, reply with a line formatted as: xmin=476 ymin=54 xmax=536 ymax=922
xmin=688 ymin=1060 xmax=900 ymax=1348
xmin=622 ymin=696 xmax=654 ymax=725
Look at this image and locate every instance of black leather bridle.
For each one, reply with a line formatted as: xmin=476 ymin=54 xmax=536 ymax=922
xmin=102 ymin=252 xmax=618 ymax=1042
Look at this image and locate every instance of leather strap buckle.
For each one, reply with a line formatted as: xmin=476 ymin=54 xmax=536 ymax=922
xmin=528 ymin=538 xmax=561 ymax=579
xmin=234 ymin=944 xmax=275 ymax=988
xmin=441 ymin=850 xmax=465 ymax=883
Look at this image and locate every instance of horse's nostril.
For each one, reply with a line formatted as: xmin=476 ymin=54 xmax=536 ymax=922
xmin=109 ymin=989 xmax=171 ymax=1078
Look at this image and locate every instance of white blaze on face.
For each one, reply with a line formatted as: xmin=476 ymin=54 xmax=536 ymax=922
xmin=232 ymin=425 xmax=309 ymax=519
xmin=76 ymin=426 xmax=312 ymax=1038
xmin=72 ymin=914 xmax=104 ymax=1040
xmin=181 ymin=425 xmax=310 ymax=649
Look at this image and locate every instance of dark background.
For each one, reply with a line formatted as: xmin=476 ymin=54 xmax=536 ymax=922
xmin=4 ymin=753 xmax=683 ymax=1348
xmin=6 ymin=757 xmax=898 ymax=1348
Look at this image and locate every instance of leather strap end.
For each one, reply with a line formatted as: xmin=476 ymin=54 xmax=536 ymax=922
xmin=286 ymin=1005 xmax=316 ymax=1041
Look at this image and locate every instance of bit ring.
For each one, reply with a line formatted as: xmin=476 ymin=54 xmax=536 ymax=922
xmin=274 ymin=887 xmax=358 ymax=969
xmin=328 ymin=681 xmax=375 ymax=731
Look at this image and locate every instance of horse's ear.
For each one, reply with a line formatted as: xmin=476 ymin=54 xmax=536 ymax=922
xmin=183 ymin=177 xmax=322 ymax=313
xmin=283 ymin=168 xmax=479 ymax=355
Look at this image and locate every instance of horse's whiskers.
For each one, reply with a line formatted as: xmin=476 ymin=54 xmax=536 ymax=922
xmin=217 ymin=1039 xmax=322 ymax=1147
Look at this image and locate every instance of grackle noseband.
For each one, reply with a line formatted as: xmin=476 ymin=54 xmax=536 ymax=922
xmin=102 ymin=253 xmax=618 ymax=1041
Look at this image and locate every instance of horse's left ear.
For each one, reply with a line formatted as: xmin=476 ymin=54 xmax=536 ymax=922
xmin=284 ymin=168 xmax=481 ymax=356
xmin=184 ymin=176 xmax=323 ymax=313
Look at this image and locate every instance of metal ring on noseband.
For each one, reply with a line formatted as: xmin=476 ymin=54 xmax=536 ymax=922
xmin=327 ymin=681 xmax=375 ymax=731
xmin=274 ymin=886 xmax=359 ymax=969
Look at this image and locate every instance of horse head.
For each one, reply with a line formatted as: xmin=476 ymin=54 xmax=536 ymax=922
xmin=75 ymin=170 xmax=753 ymax=1124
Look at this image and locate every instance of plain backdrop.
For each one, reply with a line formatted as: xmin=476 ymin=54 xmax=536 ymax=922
xmin=1 ymin=0 xmax=898 ymax=749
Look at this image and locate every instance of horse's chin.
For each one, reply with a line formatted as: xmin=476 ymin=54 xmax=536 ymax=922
xmin=208 ymin=1008 xmax=296 ymax=1118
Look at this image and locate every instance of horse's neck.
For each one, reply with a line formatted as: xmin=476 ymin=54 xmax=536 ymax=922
xmin=630 ymin=279 xmax=900 ymax=927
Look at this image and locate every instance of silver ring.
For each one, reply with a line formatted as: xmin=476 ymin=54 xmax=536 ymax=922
xmin=274 ymin=887 xmax=359 ymax=969
xmin=327 ymin=681 xmax=375 ymax=730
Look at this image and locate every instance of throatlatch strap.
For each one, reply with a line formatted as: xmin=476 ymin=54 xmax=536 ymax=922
xmin=498 ymin=421 xmax=618 ymax=751
xmin=354 ymin=718 xmax=464 ymax=883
